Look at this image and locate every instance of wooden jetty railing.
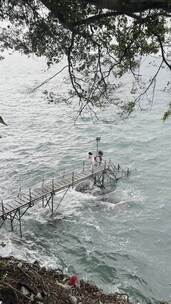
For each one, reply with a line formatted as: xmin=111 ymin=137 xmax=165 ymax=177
xmin=0 ymin=160 xmax=129 ymax=236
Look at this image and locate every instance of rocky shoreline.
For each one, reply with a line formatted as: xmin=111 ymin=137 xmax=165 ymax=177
xmin=0 ymin=256 xmax=130 ymax=304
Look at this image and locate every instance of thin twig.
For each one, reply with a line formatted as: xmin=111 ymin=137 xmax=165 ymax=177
xmin=30 ymin=65 xmax=68 ymax=93
xmin=134 ymin=60 xmax=163 ymax=104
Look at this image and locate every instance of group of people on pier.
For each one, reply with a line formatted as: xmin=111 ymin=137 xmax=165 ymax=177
xmin=88 ymin=150 xmax=103 ymax=169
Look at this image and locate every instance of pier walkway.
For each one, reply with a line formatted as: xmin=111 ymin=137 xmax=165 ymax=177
xmin=0 ymin=160 xmax=128 ymax=236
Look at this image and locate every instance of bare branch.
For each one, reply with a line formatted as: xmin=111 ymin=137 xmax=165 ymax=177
xmin=134 ymin=60 xmax=164 ymax=105
xmin=31 ymin=65 xmax=68 ymax=93
xmin=155 ymin=33 xmax=171 ymax=70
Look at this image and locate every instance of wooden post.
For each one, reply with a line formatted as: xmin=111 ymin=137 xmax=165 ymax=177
xmin=96 ymin=137 xmax=101 ymax=154
xmin=42 ymin=177 xmax=45 ymax=189
xmin=72 ymin=172 xmax=74 ymax=188
xmin=127 ymin=168 xmax=130 ymax=176
xmin=29 ymin=188 xmax=32 ymax=199
xmin=18 ymin=186 xmax=21 ymax=198
xmin=10 ymin=213 xmax=14 ymax=232
xmin=52 ymin=179 xmax=54 ymax=192
xmin=42 ymin=178 xmax=45 ymax=207
xmin=1 ymin=200 xmax=5 ymax=218
xmin=94 ymin=174 xmax=96 ymax=185
xmin=42 ymin=197 xmax=44 ymax=207
xmin=101 ymin=172 xmax=105 ymax=188
xmin=18 ymin=208 xmax=22 ymax=238
xmin=108 ymin=159 xmax=111 ymax=169
xmin=29 ymin=188 xmax=32 ymax=206
xmin=51 ymin=179 xmax=54 ymax=215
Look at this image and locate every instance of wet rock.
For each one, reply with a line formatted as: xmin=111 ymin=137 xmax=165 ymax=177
xmin=21 ymin=285 xmax=30 ymax=296
xmin=17 ymin=262 xmax=23 ymax=268
xmin=33 ymin=260 xmax=39 ymax=267
xmin=0 ymin=242 xmax=6 ymax=248
xmin=0 ymin=287 xmax=17 ymax=304
xmin=17 ymin=279 xmax=35 ymax=300
xmin=75 ymin=180 xmax=93 ymax=193
xmin=36 ymin=292 xmax=43 ymax=300
xmin=41 ymin=267 xmax=46 ymax=273
xmin=69 ymin=295 xmax=77 ymax=304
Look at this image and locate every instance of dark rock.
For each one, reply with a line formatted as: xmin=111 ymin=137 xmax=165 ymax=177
xmin=75 ymin=180 xmax=93 ymax=193
xmin=0 ymin=287 xmax=17 ymax=304
xmin=33 ymin=260 xmax=39 ymax=267
xmin=0 ymin=242 xmax=6 ymax=248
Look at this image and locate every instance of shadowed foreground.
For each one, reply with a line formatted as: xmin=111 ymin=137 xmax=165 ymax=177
xmin=0 ymin=256 xmax=130 ymax=304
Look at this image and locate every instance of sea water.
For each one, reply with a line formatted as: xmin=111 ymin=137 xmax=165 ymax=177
xmin=0 ymin=52 xmax=171 ymax=303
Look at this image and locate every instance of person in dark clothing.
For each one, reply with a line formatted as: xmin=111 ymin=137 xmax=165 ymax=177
xmin=94 ymin=150 xmax=103 ymax=165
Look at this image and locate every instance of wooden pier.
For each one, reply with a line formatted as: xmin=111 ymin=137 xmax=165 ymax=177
xmin=0 ymin=160 xmax=129 ymax=236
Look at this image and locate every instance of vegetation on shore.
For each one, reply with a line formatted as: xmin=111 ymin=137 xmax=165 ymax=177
xmin=0 ymin=256 xmax=130 ymax=304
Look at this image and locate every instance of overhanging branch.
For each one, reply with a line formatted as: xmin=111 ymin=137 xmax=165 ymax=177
xmin=83 ymin=0 xmax=171 ymax=13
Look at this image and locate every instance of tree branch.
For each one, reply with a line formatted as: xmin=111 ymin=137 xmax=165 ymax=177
xmin=155 ymin=33 xmax=171 ymax=70
xmin=83 ymin=0 xmax=171 ymax=13
xmin=134 ymin=60 xmax=164 ymax=105
xmin=30 ymin=65 xmax=68 ymax=93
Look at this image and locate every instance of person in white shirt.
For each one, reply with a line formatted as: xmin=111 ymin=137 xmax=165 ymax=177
xmin=88 ymin=152 xmax=94 ymax=170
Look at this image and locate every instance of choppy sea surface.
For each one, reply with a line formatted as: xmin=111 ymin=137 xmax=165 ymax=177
xmin=0 ymin=52 xmax=171 ymax=303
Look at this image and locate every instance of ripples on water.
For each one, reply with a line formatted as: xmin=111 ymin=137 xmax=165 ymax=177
xmin=0 ymin=53 xmax=171 ymax=303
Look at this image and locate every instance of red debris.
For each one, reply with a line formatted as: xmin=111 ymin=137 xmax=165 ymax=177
xmin=69 ymin=275 xmax=79 ymax=287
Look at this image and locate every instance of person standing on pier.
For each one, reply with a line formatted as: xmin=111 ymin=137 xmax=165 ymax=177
xmin=88 ymin=152 xmax=94 ymax=170
xmin=94 ymin=150 xmax=103 ymax=166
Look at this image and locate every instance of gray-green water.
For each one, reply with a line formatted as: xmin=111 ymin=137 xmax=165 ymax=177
xmin=0 ymin=53 xmax=171 ymax=303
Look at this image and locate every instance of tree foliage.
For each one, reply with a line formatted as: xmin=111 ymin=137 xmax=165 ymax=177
xmin=0 ymin=0 xmax=171 ymax=117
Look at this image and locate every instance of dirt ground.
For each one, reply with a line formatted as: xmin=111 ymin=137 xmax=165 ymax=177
xmin=0 ymin=256 xmax=130 ymax=304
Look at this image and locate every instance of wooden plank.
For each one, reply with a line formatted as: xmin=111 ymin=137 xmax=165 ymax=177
xmin=42 ymin=184 xmax=52 ymax=191
xmin=20 ymin=197 xmax=30 ymax=204
xmin=21 ymin=187 xmax=50 ymax=200
xmin=75 ymin=172 xmax=87 ymax=178
xmin=33 ymin=188 xmax=50 ymax=195
xmin=31 ymin=190 xmax=45 ymax=197
xmin=14 ymin=198 xmax=27 ymax=206
xmin=59 ymin=180 xmax=71 ymax=187
xmin=20 ymin=193 xmax=31 ymax=200
xmin=74 ymin=176 xmax=92 ymax=185
xmin=5 ymin=202 xmax=21 ymax=211
xmin=54 ymin=179 xmax=70 ymax=186
xmin=30 ymin=191 xmax=50 ymax=202
xmin=42 ymin=184 xmax=53 ymax=192
xmin=1 ymin=205 xmax=10 ymax=213
xmin=76 ymin=171 xmax=90 ymax=177
xmin=54 ymin=181 xmax=72 ymax=192
xmin=54 ymin=180 xmax=71 ymax=188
